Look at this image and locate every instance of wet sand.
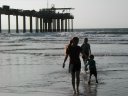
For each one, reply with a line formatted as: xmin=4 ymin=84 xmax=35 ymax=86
xmin=0 ymin=50 xmax=128 ymax=96
xmin=0 ymin=56 xmax=128 ymax=96
xmin=0 ymin=32 xmax=128 ymax=96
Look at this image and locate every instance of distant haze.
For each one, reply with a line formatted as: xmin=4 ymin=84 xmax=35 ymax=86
xmin=0 ymin=0 xmax=128 ymax=29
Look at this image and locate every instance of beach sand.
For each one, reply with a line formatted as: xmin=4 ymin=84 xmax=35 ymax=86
xmin=0 ymin=55 xmax=128 ymax=96
xmin=0 ymin=31 xmax=128 ymax=96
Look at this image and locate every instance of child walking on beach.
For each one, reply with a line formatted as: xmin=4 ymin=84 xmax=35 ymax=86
xmin=63 ymin=37 xmax=82 ymax=94
xmin=86 ymin=55 xmax=98 ymax=84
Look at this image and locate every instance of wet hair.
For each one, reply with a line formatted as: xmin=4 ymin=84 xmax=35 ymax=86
xmin=90 ymin=54 xmax=94 ymax=59
xmin=72 ymin=37 xmax=79 ymax=42
xmin=65 ymin=37 xmax=79 ymax=55
xmin=68 ymin=39 xmax=73 ymax=47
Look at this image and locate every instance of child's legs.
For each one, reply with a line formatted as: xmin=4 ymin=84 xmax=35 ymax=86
xmin=88 ymin=73 xmax=92 ymax=84
xmin=94 ymin=72 xmax=98 ymax=82
xmin=89 ymin=73 xmax=92 ymax=81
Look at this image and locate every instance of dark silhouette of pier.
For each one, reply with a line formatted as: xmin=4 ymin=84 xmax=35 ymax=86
xmin=0 ymin=5 xmax=74 ymax=33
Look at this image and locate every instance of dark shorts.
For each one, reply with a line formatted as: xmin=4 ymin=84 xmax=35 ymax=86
xmin=82 ymin=53 xmax=89 ymax=60
xmin=90 ymin=70 xmax=97 ymax=76
xmin=69 ymin=64 xmax=81 ymax=73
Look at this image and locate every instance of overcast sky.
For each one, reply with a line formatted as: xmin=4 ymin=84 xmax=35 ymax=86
xmin=0 ymin=0 xmax=128 ymax=28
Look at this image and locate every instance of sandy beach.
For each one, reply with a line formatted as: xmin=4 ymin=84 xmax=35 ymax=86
xmin=0 ymin=31 xmax=128 ymax=96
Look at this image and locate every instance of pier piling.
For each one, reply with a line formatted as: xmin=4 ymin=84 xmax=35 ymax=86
xmin=53 ymin=19 xmax=56 ymax=32
xmin=57 ymin=19 xmax=60 ymax=32
xmin=65 ymin=19 xmax=67 ymax=32
xmin=30 ymin=16 xmax=33 ymax=33
xmin=0 ymin=5 xmax=74 ymax=33
xmin=0 ymin=14 xmax=1 ymax=33
xmin=40 ymin=18 xmax=43 ymax=32
xmin=23 ymin=16 xmax=26 ymax=33
xmin=8 ymin=15 xmax=10 ymax=33
xmin=36 ymin=17 xmax=39 ymax=32
xmin=16 ymin=15 xmax=19 ymax=33
xmin=61 ymin=19 xmax=64 ymax=32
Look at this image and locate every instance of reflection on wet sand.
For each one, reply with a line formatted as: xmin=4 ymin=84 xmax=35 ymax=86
xmin=85 ymin=84 xmax=97 ymax=96
xmin=82 ymin=73 xmax=97 ymax=96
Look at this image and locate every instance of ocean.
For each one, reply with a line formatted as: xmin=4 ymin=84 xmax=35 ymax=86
xmin=0 ymin=28 xmax=128 ymax=96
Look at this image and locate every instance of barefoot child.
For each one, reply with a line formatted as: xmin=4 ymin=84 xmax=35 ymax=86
xmin=85 ymin=55 xmax=98 ymax=84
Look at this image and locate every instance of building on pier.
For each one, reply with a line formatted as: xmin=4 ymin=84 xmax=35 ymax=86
xmin=0 ymin=5 xmax=74 ymax=33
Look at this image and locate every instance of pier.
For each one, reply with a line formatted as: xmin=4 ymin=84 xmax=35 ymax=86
xmin=0 ymin=5 xmax=74 ymax=33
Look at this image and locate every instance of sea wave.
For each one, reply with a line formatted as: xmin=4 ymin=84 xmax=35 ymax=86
xmin=43 ymin=53 xmax=128 ymax=57
xmin=0 ymin=30 xmax=128 ymax=44
xmin=1 ymin=48 xmax=128 ymax=56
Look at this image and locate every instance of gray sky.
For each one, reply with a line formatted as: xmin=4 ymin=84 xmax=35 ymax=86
xmin=0 ymin=0 xmax=128 ymax=28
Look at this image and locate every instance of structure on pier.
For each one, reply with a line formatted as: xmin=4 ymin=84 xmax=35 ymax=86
xmin=0 ymin=5 xmax=74 ymax=33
